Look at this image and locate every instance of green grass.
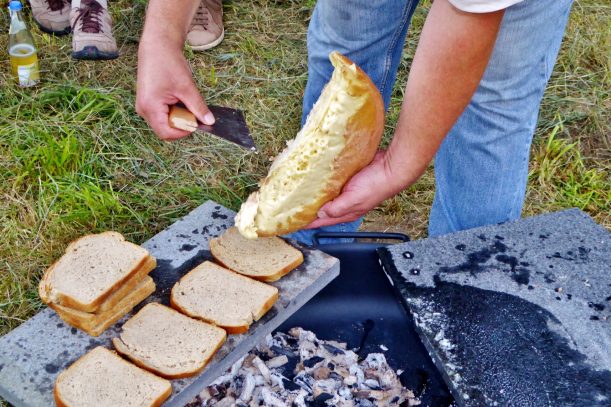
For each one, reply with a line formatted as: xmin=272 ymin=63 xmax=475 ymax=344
xmin=0 ymin=0 xmax=609 ymax=346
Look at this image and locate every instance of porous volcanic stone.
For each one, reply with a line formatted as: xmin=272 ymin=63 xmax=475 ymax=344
xmin=379 ymin=209 xmax=610 ymax=407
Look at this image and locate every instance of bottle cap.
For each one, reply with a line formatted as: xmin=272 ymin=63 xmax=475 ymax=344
xmin=9 ymin=1 xmax=23 ymax=11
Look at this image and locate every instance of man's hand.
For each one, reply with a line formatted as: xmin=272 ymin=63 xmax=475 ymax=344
xmin=306 ymin=151 xmax=412 ymax=229
xmin=135 ymin=0 xmax=212 ymax=141
xmin=136 ymin=43 xmax=213 ymax=140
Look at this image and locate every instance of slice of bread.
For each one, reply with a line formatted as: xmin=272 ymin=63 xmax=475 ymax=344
xmin=97 ymin=255 xmax=156 ymax=312
xmin=209 ymin=227 xmax=303 ymax=282
xmin=54 ymin=346 xmax=172 ymax=407
xmin=39 ymin=232 xmax=151 ymax=313
xmin=112 ymin=303 xmax=226 ymax=379
xmin=52 ymin=276 xmax=156 ymax=337
xmin=171 ymin=261 xmax=279 ymax=334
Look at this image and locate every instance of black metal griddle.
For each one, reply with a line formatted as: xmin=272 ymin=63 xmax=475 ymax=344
xmin=278 ymin=232 xmax=455 ymax=406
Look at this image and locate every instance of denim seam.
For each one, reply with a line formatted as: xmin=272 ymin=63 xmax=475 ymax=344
xmin=433 ymin=162 xmax=460 ymax=233
xmin=379 ymin=0 xmax=414 ymax=98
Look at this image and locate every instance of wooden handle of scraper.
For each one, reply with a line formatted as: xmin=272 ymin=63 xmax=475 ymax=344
xmin=168 ymin=105 xmax=198 ymax=132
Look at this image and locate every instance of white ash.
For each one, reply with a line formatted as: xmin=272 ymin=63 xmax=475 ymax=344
xmin=187 ymin=327 xmax=420 ymax=406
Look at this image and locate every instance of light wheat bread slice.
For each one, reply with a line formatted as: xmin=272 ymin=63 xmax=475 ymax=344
xmin=209 ymin=227 xmax=303 ymax=282
xmin=171 ymin=261 xmax=279 ymax=334
xmin=112 ymin=303 xmax=226 ymax=379
xmin=39 ymin=232 xmax=151 ymax=313
xmin=54 ymin=346 xmax=172 ymax=407
xmin=51 ymin=276 xmax=156 ymax=336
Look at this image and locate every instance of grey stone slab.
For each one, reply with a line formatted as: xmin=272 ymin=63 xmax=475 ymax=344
xmin=0 ymin=201 xmax=339 ymax=407
xmin=378 ymin=208 xmax=611 ymax=407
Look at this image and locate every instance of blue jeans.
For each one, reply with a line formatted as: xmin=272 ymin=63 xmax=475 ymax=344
xmin=289 ymin=0 xmax=573 ymax=246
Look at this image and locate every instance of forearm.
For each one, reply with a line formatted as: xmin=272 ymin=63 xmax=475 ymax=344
xmin=384 ymin=0 xmax=504 ymax=192
xmin=140 ymin=0 xmax=200 ymax=49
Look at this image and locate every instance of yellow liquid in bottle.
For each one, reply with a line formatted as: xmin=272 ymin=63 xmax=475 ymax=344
xmin=9 ymin=43 xmax=40 ymax=87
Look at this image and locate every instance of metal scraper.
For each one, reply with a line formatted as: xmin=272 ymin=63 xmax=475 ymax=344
xmin=169 ymin=104 xmax=257 ymax=151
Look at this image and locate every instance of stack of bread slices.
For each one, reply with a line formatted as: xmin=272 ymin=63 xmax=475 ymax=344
xmin=38 ymin=232 xmax=157 ymax=337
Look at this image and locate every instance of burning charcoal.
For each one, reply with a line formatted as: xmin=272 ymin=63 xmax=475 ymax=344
xmin=214 ymin=397 xmax=236 ymax=407
xmin=253 ymin=356 xmax=271 ymax=383
xmin=270 ymin=345 xmax=295 ymax=358
xmin=230 ymin=355 xmax=246 ymax=376
xmin=303 ymin=355 xmax=325 ymax=368
xmin=278 ymin=355 xmax=300 ymax=379
xmin=312 ymin=392 xmax=334 ymax=406
xmin=329 ymin=371 xmax=344 ymax=382
xmin=270 ymin=371 xmax=286 ymax=389
xmin=312 ymin=378 xmax=340 ymax=397
xmin=266 ymin=355 xmax=289 ymax=369
xmin=282 ymin=377 xmax=301 ymax=391
xmin=298 ymin=342 xmax=318 ymax=361
xmin=349 ymin=365 xmax=365 ymax=385
xmin=207 ymin=383 xmax=227 ymax=398
xmin=323 ymin=343 xmax=345 ymax=355
xmin=338 ymin=386 xmax=352 ymax=399
xmin=363 ymin=353 xmax=387 ymax=370
xmin=312 ymin=365 xmax=331 ymax=380
xmin=260 ymin=388 xmax=286 ymax=407
xmin=238 ymin=373 xmax=255 ymax=402
xmin=293 ymin=372 xmax=315 ymax=392
xmin=228 ymin=374 xmax=244 ymax=395
xmin=293 ymin=389 xmax=308 ymax=407
xmin=364 ymin=378 xmax=381 ymax=390
xmin=344 ymin=375 xmax=357 ymax=386
xmin=254 ymin=374 xmax=265 ymax=386
xmin=195 ymin=328 xmax=420 ymax=407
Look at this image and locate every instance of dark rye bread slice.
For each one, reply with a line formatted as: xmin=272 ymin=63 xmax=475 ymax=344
xmin=51 ymin=276 xmax=156 ymax=337
xmin=209 ymin=227 xmax=304 ymax=282
xmin=39 ymin=232 xmax=151 ymax=313
xmin=171 ymin=261 xmax=279 ymax=334
xmin=54 ymin=346 xmax=171 ymax=407
xmin=50 ymin=255 xmax=156 ymax=318
xmin=97 ymin=255 xmax=156 ymax=312
xmin=112 ymin=303 xmax=226 ymax=379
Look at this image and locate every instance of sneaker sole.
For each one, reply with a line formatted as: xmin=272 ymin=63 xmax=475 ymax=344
xmin=35 ymin=20 xmax=71 ymax=36
xmin=189 ymin=29 xmax=225 ymax=51
xmin=72 ymin=46 xmax=119 ymax=61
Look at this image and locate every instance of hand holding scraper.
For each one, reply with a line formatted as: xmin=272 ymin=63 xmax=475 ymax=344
xmin=169 ymin=104 xmax=257 ymax=151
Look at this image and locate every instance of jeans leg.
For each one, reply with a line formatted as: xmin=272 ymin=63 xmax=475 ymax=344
xmin=288 ymin=0 xmax=420 ymax=246
xmin=428 ymin=0 xmax=574 ymax=237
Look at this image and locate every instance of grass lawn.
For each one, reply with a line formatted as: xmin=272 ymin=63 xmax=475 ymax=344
xmin=0 ymin=0 xmax=609 ymax=344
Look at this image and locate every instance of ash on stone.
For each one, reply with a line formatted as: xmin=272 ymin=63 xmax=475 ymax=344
xmin=186 ymin=328 xmax=420 ymax=407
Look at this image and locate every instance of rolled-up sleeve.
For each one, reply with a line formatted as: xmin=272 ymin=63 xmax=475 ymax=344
xmin=448 ymin=0 xmax=524 ymax=13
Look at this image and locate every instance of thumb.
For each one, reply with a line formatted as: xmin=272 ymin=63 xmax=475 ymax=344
xmin=318 ymin=192 xmax=358 ymax=219
xmin=179 ymin=86 xmax=215 ymax=126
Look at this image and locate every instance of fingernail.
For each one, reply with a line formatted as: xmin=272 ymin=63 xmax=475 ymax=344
xmin=203 ymin=112 xmax=215 ymax=125
xmin=317 ymin=210 xmax=328 ymax=219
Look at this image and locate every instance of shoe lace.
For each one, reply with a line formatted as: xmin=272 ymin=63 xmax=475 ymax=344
xmin=46 ymin=0 xmax=67 ymax=12
xmin=192 ymin=2 xmax=210 ymax=30
xmin=72 ymin=0 xmax=104 ymax=34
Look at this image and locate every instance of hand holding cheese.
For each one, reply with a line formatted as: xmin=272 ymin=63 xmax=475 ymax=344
xmin=235 ymin=52 xmax=384 ymax=238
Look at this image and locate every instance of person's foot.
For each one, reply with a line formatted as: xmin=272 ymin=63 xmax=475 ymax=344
xmin=187 ymin=0 xmax=224 ymax=51
xmin=29 ymin=0 xmax=71 ymax=35
xmin=70 ymin=0 xmax=118 ymax=60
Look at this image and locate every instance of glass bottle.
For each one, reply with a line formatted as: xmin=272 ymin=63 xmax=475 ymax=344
xmin=8 ymin=0 xmax=40 ymax=87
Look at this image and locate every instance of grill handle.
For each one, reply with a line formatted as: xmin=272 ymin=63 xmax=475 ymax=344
xmin=312 ymin=232 xmax=410 ymax=246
